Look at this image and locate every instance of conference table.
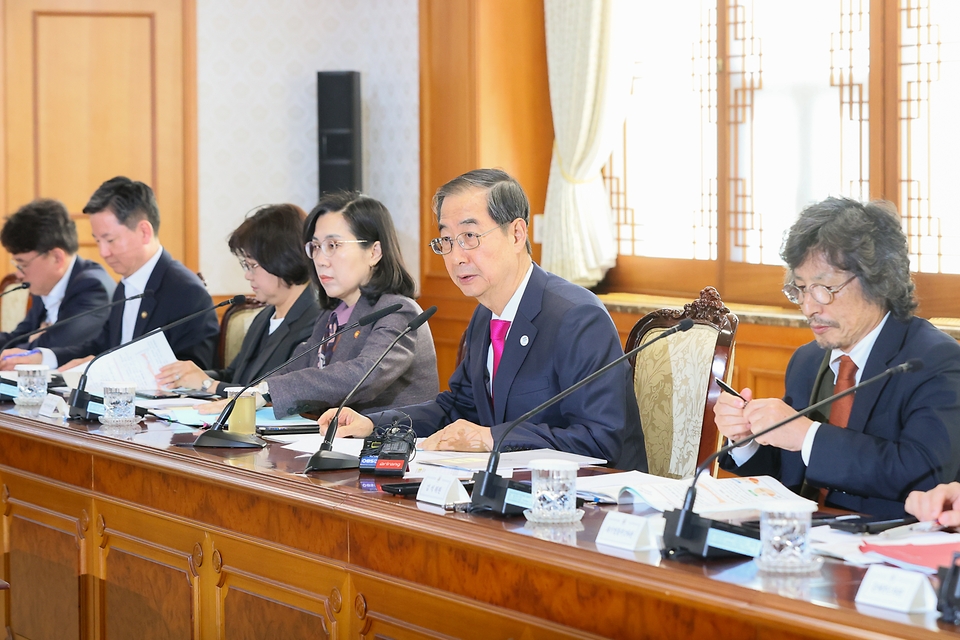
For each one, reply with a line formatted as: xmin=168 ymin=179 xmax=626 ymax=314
xmin=0 ymin=408 xmax=955 ymax=640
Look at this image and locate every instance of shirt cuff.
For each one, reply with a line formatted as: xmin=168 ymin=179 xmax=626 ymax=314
xmin=801 ymin=421 xmax=821 ymax=466
xmin=728 ymin=439 xmax=760 ymax=466
xmin=39 ymin=348 xmax=58 ymax=369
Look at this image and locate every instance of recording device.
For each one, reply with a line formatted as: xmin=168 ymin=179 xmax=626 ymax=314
xmin=373 ymin=421 xmax=417 ymax=476
xmin=662 ymin=359 xmax=924 ymax=559
xmin=358 ymin=412 xmax=412 ymax=470
xmin=304 ymin=306 xmax=437 ymax=473
xmin=828 ymin=514 xmax=918 ymax=534
xmin=191 ymin=303 xmax=403 ymax=449
xmin=68 ymin=295 xmax=245 ymax=420
xmin=470 ymin=318 xmax=696 ymax=516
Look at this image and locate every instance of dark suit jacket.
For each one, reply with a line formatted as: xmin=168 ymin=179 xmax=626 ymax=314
xmin=51 ymin=249 xmax=219 ymax=369
xmin=723 ymin=316 xmax=960 ymax=517
xmin=208 ymin=286 xmax=320 ymax=387
xmin=0 ymin=257 xmax=115 ymax=349
xmin=369 ymin=265 xmax=647 ymax=471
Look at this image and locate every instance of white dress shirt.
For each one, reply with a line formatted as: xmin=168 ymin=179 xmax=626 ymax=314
xmin=119 ymin=245 xmax=164 ymax=344
xmin=40 ymin=254 xmax=77 ymax=325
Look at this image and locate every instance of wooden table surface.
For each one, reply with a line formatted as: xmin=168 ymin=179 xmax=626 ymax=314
xmin=0 ymin=408 xmax=956 ymax=639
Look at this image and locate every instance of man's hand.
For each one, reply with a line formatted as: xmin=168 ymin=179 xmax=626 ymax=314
xmin=318 ymin=407 xmax=374 ymax=438
xmin=713 ymin=387 xmax=754 ymax=442
xmin=157 ymin=360 xmax=208 ymax=390
xmin=743 ymin=398 xmax=813 ymax=451
xmin=422 ymin=419 xmax=493 ymax=452
xmin=0 ymin=349 xmax=43 ymax=371
xmin=906 ymin=482 xmax=960 ymax=527
xmin=58 ymin=355 xmax=94 ymax=372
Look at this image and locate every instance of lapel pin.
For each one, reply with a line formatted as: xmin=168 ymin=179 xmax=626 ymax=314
xmin=520 ymin=335 xmax=529 ymax=347
xmin=140 ymin=311 xmax=148 ymax=319
xmin=354 ymin=330 xmax=360 ymax=338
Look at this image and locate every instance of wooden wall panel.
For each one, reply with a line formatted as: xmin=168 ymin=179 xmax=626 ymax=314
xmin=103 ymin=550 xmax=193 ymax=640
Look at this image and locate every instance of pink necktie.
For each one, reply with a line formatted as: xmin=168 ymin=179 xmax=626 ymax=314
xmin=490 ymin=319 xmax=511 ymax=380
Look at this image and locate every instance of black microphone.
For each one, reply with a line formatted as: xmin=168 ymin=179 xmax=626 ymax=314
xmin=470 ymin=317 xmax=696 ymax=515
xmin=304 ymin=305 xmax=437 ymax=473
xmin=190 ymin=302 xmax=403 ymax=449
xmin=662 ymin=358 xmax=924 ymax=559
xmin=67 ymin=295 xmax=246 ymax=419
xmin=0 ymin=291 xmax=153 ymax=353
xmin=0 ymin=282 xmax=29 ymax=298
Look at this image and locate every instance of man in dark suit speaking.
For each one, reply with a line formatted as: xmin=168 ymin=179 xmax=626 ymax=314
xmin=0 ymin=198 xmax=115 ymax=349
xmin=715 ymin=197 xmax=960 ymax=517
xmin=1 ymin=177 xmax=219 ymax=371
xmin=319 ymin=168 xmax=646 ymax=471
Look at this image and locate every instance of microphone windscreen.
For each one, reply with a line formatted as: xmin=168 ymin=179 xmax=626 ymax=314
xmin=141 ymin=289 xmax=155 ymax=298
xmin=359 ymin=303 xmax=403 ymax=327
xmin=230 ymin=294 xmax=246 ymax=305
xmin=905 ymin=358 xmax=924 ymax=372
xmin=407 ymin=305 xmax=438 ymax=331
xmin=19 ymin=282 xmax=29 ymax=289
xmin=678 ymin=318 xmax=695 ymax=332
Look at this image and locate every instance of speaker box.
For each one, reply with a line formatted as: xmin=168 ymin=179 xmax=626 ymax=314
xmin=317 ymin=71 xmax=361 ymax=195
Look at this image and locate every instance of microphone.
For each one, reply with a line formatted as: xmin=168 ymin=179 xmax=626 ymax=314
xmin=470 ymin=318 xmax=696 ymax=515
xmin=190 ymin=302 xmax=403 ymax=448
xmin=0 ymin=291 xmax=153 ymax=353
xmin=0 ymin=282 xmax=29 ymax=298
xmin=67 ymin=295 xmax=246 ymax=419
xmin=304 ymin=305 xmax=437 ymax=473
xmin=662 ymin=358 xmax=924 ymax=558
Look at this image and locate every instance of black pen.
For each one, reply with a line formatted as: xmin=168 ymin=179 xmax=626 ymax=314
xmin=715 ymin=378 xmax=747 ymax=403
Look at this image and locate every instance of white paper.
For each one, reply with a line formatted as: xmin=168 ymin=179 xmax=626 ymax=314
xmin=417 ymin=448 xmax=605 ymax=473
xmin=618 ymin=474 xmax=814 ymax=515
xmin=152 ymin=407 xmax=317 ymax=428
xmin=61 ymin=332 xmax=177 ymax=395
xmin=855 ymin=564 xmax=938 ymax=612
xmin=279 ymin=435 xmax=365 ymax=457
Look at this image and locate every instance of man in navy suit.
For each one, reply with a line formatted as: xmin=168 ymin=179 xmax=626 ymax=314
xmin=320 ymin=169 xmax=646 ymax=471
xmin=0 ymin=199 xmax=115 ymax=349
xmin=715 ymin=197 xmax=960 ymax=517
xmin=1 ymin=177 xmax=219 ymax=370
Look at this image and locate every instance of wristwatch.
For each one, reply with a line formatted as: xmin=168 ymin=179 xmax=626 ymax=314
xmin=201 ymin=378 xmax=215 ymax=392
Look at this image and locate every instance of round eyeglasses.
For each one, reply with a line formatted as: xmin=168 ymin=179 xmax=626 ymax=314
xmin=782 ymin=275 xmax=856 ymax=305
xmin=238 ymin=258 xmax=261 ymax=273
xmin=305 ymin=238 xmax=369 ymax=259
xmin=429 ymin=224 xmax=505 ymax=255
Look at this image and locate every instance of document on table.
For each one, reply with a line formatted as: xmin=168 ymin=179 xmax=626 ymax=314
xmin=418 ymin=449 xmax=606 ymax=472
xmin=151 ymin=406 xmax=317 ymax=428
xmin=59 ymin=332 xmax=177 ymax=395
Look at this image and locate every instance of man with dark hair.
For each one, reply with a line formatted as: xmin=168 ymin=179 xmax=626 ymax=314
xmin=0 ymin=198 xmax=115 ymax=348
xmin=1 ymin=177 xmax=219 ymax=370
xmin=715 ymin=197 xmax=960 ymax=517
xmin=319 ymin=168 xmax=646 ymax=471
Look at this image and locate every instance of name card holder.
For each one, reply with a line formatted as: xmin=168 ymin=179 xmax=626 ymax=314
xmin=596 ymin=511 xmax=660 ymax=551
xmin=417 ymin=475 xmax=470 ymax=507
xmin=855 ymin=564 xmax=938 ymax=613
xmin=38 ymin=394 xmax=68 ymax=419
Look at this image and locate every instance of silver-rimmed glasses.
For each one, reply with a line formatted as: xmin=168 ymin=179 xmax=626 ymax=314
xmin=429 ymin=224 xmax=505 ymax=255
xmin=305 ymin=238 xmax=369 ymax=259
xmin=782 ymin=275 xmax=856 ymax=305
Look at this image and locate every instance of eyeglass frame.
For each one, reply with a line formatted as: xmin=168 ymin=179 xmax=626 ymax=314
xmin=304 ymin=238 xmax=370 ymax=259
xmin=429 ymin=223 xmax=508 ymax=256
xmin=782 ymin=274 xmax=857 ymax=305
xmin=237 ymin=257 xmax=261 ymax=273
xmin=10 ymin=251 xmax=47 ymax=273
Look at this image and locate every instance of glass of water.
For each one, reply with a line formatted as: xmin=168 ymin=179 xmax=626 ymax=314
xmin=101 ymin=382 xmax=137 ymax=425
xmin=528 ymin=459 xmax=580 ymax=523
xmin=14 ymin=364 xmax=48 ymax=406
xmin=756 ymin=500 xmax=821 ymax=573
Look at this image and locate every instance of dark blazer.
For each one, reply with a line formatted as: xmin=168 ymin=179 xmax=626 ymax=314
xmin=369 ymin=264 xmax=647 ymax=471
xmin=51 ymin=249 xmax=219 ymax=369
xmin=268 ymin=293 xmax=439 ymax=417
xmin=0 ymin=257 xmax=115 ymax=349
xmin=723 ymin=316 xmax=960 ymax=517
xmin=208 ymin=286 xmax=320 ymax=387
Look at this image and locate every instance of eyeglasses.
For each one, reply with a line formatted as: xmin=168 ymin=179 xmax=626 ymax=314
xmin=305 ymin=238 xmax=369 ymax=259
xmin=429 ymin=224 xmax=506 ymax=255
xmin=782 ymin=275 xmax=857 ymax=305
xmin=10 ymin=252 xmax=46 ymax=273
xmin=238 ymin=258 xmax=261 ymax=273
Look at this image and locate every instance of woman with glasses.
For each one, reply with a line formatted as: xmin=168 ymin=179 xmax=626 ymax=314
xmin=262 ymin=192 xmax=439 ymax=418
xmin=155 ymin=204 xmax=320 ymax=395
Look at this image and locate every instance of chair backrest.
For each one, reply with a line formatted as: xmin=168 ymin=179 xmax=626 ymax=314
xmin=0 ymin=273 xmax=30 ymax=334
xmin=626 ymin=286 xmax=738 ymax=479
xmin=217 ymin=296 xmax=265 ymax=369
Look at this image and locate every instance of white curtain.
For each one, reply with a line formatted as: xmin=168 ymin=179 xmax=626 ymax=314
xmin=541 ymin=0 xmax=637 ymax=287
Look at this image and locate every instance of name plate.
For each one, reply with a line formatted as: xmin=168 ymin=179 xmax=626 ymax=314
xmin=855 ymin=564 xmax=937 ymax=613
xmin=38 ymin=394 xmax=68 ymax=419
xmin=416 ymin=475 xmax=470 ymax=507
xmin=596 ymin=511 xmax=658 ymax=551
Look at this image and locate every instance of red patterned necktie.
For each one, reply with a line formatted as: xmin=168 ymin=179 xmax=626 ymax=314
xmin=490 ymin=319 xmax=511 ymax=380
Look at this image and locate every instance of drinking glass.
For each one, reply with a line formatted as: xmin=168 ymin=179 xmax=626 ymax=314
xmin=14 ymin=364 xmax=48 ymax=406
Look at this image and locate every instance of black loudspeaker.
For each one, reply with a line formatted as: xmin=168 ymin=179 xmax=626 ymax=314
xmin=317 ymin=71 xmax=362 ymax=196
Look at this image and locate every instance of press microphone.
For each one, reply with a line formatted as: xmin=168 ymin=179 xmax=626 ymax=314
xmin=662 ymin=358 xmax=924 ymax=558
xmin=0 ymin=282 xmax=29 ymax=298
xmin=470 ymin=317 xmax=696 ymax=515
xmin=0 ymin=291 xmax=153 ymax=353
xmin=190 ymin=302 xmax=403 ymax=448
xmin=304 ymin=305 xmax=437 ymax=472
xmin=68 ymin=295 xmax=246 ymax=419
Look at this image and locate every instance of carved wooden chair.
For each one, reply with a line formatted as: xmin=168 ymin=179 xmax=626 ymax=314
xmin=0 ymin=273 xmax=30 ymax=334
xmin=216 ymin=296 xmax=265 ymax=370
xmin=626 ymin=287 xmax=738 ymax=479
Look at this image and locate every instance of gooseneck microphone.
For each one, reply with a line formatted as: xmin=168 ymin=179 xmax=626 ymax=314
xmin=190 ymin=303 xmax=403 ymax=449
xmin=0 ymin=291 xmax=153 ymax=353
xmin=68 ymin=295 xmax=246 ymax=419
xmin=662 ymin=358 xmax=924 ymax=558
xmin=470 ymin=318 xmax=696 ymax=515
xmin=304 ymin=305 xmax=437 ymax=473
xmin=0 ymin=282 xmax=29 ymax=298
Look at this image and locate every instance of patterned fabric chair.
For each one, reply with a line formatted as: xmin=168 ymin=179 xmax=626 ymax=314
xmin=626 ymin=287 xmax=738 ymax=479
xmin=217 ymin=296 xmax=265 ymax=370
xmin=0 ymin=273 xmax=30 ymax=334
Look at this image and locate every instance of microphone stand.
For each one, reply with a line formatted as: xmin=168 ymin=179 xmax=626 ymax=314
xmin=189 ymin=303 xmax=403 ymax=449
xmin=304 ymin=306 xmax=437 ymax=473
xmin=662 ymin=359 xmax=922 ymax=558
xmin=470 ymin=318 xmax=696 ymax=515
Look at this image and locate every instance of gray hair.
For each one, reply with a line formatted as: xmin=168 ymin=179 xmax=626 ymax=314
xmin=781 ymin=197 xmax=916 ymax=321
xmin=432 ymin=168 xmax=532 ymax=254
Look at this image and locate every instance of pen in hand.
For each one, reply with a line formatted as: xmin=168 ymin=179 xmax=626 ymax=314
xmin=715 ymin=377 xmax=747 ymax=404
xmin=2 ymin=348 xmax=40 ymax=361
